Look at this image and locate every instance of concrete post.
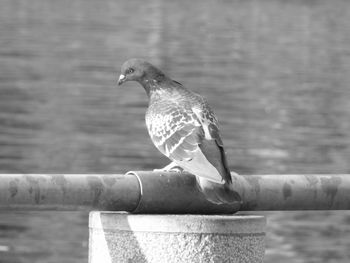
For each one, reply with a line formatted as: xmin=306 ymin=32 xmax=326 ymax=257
xmin=89 ymin=212 xmax=266 ymax=263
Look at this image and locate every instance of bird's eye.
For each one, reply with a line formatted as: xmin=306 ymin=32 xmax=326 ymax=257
xmin=127 ymin=68 xmax=134 ymax=74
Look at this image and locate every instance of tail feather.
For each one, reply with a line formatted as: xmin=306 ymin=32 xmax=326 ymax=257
xmin=196 ymin=137 xmax=241 ymax=204
xmin=196 ymin=176 xmax=241 ymax=205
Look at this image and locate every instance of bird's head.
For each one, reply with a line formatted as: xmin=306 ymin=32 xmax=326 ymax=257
xmin=117 ymin=58 xmax=165 ymax=86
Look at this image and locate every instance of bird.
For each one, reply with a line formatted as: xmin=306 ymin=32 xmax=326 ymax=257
xmin=117 ymin=58 xmax=241 ymax=205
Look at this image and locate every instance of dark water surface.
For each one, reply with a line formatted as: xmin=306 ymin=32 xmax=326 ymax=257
xmin=1 ymin=0 xmax=350 ymax=262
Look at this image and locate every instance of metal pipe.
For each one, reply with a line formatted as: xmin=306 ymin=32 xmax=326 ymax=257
xmin=0 ymin=172 xmax=349 ymax=213
xmin=0 ymin=172 xmax=237 ymax=213
xmin=127 ymin=171 xmax=239 ymax=214
xmin=0 ymin=173 xmax=140 ymax=211
xmin=235 ymin=173 xmax=350 ymax=211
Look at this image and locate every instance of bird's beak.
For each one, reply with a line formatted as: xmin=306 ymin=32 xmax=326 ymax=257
xmin=118 ymin=74 xmax=126 ymax=85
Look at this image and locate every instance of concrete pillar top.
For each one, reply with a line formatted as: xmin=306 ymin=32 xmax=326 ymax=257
xmin=89 ymin=212 xmax=266 ymax=234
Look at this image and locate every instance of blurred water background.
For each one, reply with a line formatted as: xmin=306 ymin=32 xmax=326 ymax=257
xmin=0 ymin=0 xmax=350 ymax=262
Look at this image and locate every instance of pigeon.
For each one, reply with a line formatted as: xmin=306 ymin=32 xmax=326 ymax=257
xmin=118 ymin=58 xmax=241 ymax=205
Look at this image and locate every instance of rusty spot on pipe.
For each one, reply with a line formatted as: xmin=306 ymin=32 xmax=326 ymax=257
xmin=305 ymin=174 xmax=318 ymax=199
xmin=244 ymin=175 xmax=261 ymax=197
xmin=320 ymin=176 xmax=342 ymax=206
xmin=26 ymin=175 xmax=42 ymax=204
xmin=51 ymin=174 xmax=68 ymax=196
xmin=9 ymin=180 xmax=18 ymax=198
xmin=283 ymin=182 xmax=292 ymax=200
xmin=87 ymin=176 xmax=104 ymax=207
xmin=102 ymin=176 xmax=117 ymax=186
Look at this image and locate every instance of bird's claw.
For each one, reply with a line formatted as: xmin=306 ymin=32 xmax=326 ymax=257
xmin=153 ymin=162 xmax=184 ymax=173
xmin=153 ymin=167 xmax=183 ymax=173
xmin=169 ymin=166 xmax=184 ymax=173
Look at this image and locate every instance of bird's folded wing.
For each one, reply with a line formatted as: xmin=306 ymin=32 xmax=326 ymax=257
xmin=148 ymin=105 xmax=201 ymax=160
xmin=148 ymin=105 xmax=225 ymax=184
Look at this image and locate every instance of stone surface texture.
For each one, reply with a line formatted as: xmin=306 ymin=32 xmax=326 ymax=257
xmin=89 ymin=212 xmax=266 ymax=263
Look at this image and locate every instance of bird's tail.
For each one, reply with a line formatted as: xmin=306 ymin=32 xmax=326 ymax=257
xmin=196 ymin=176 xmax=242 ymax=205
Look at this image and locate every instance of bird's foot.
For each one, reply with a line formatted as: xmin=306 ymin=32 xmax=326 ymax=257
xmin=153 ymin=162 xmax=184 ymax=173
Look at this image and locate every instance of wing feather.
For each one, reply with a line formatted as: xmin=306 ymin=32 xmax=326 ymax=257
xmin=146 ymin=99 xmax=228 ymax=184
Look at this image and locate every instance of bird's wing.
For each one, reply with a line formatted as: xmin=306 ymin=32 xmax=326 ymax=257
xmin=192 ymin=102 xmax=232 ymax=184
xmin=146 ymin=101 xmax=228 ymax=184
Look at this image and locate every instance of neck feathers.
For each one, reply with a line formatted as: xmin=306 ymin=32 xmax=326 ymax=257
xmin=139 ymin=67 xmax=171 ymax=97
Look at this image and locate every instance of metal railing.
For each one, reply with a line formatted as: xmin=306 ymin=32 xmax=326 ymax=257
xmin=0 ymin=172 xmax=349 ymax=213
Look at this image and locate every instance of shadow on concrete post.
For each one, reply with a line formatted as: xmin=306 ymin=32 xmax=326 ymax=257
xmin=89 ymin=212 xmax=266 ymax=263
